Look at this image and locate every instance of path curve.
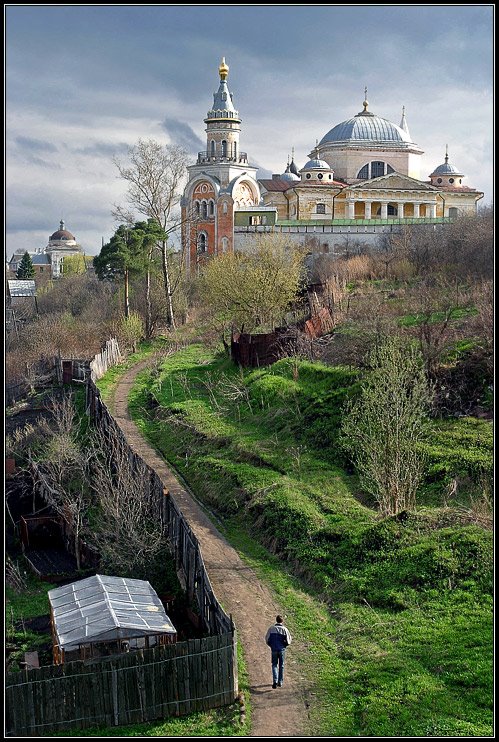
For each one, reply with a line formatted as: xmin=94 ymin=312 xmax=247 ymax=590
xmin=110 ymin=357 xmax=310 ymax=738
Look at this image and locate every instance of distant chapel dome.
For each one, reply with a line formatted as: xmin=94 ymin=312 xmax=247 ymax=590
xmin=49 ymin=220 xmax=76 ymax=242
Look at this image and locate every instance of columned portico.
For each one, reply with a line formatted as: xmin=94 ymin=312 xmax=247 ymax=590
xmin=413 ymin=202 xmax=420 ymax=218
xmin=380 ymin=202 xmax=388 ymax=219
xmin=347 ymin=200 xmax=355 ymax=219
xmin=364 ymin=200 xmax=372 ymax=219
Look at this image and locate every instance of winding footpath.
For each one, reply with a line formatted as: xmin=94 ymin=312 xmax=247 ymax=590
xmin=109 ymin=357 xmax=311 ymax=738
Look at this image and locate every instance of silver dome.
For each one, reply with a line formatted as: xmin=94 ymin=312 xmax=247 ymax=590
xmin=281 ymin=170 xmax=300 ymax=182
xmin=301 ymin=157 xmax=331 ymax=171
xmin=431 ymin=161 xmax=463 ymax=176
xmin=320 ymin=111 xmax=412 ymax=146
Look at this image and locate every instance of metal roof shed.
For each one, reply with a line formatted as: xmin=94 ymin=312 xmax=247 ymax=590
xmin=48 ymin=574 xmax=177 ymax=664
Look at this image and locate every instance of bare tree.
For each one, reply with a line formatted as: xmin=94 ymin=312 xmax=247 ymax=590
xmin=88 ymin=424 xmax=164 ymax=576
xmin=113 ymin=139 xmax=189 ymax=330
xmin=341 ymin=337 xmax=434 ymax=516
xmin=29 ymin=394 xmax=92 ymax=570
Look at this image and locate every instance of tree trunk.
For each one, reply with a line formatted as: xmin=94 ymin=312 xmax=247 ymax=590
xmin=161 ymin=240 xmax=176 ymax=330
xmin=145 ymin=265 xmax=152 ymax=338
xmin=124 ymin=269 xmax=130 ymax=319
xmin=74 ymin=527 xmax=81 ymax=571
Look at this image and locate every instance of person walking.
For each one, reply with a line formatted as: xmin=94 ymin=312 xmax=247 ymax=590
xmin=265 ymin=615 xmax=292 ymax=688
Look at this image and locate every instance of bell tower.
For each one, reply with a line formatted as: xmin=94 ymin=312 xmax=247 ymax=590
xmin=181 ymin=58 xmax=260 ymax=273
xmin=204 ymin=58 xmax=243 ymax=163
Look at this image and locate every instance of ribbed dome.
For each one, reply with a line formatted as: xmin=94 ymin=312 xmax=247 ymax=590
xmin=320 ymin=111 xmax=412 ymax=146
xmin=301 ymin=157 xmax=331 ymax=171
xmin=431 ymin=161 xmax=463 ymax=176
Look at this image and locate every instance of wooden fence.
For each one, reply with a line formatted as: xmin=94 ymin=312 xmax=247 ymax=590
xmin=85 ymin=379 xmax=233 ymax=637
xmin=5 ymin=633 xmax=237 ymax=736
xmin=5 ymin=347 xmax=237 ymax=737
xmin=89 ymin=338 xmax=122 ymax=381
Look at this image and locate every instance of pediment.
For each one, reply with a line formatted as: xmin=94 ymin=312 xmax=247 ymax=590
xmin=350 ymin=172 xmax=437 ymax=191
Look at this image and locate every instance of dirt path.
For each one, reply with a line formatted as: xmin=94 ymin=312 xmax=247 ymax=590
xmin=110 ymin=358 xmax=311 ymax=738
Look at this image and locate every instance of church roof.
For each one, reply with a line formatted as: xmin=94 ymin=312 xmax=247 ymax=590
xmin=319 ymin=97 xmax=420 ymax=150
xmin=50 ymin=220 xmax=76 ymax=241
xmin=301 ymin=157 xmax=331 ymax=171
xmin=205 ymin=58 xmax=240 ymax=122
xmin=431 ymin=160 xmax=463 ymax=176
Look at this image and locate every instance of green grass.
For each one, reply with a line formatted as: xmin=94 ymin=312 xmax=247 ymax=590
xmin=121 ymin=343 xmax=493 ymax=736
xmin=95 ymin=337 xmax=172 ymax=403
xmin=398 ymin=306 xmax=478 ymax=327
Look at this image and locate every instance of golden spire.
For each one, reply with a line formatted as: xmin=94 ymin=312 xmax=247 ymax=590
xmin=219 ymin=56 xmax=229 ymax=81
xmin=363 ymin=86 xmax=369 ymax=112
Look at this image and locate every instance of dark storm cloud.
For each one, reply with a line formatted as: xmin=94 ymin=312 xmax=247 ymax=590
xmin=70 ymin=142 xmax=131 ymax=157
xmin=161 ymin=118 xmax=204 ymax=154
xmin=15 ymin=136 xmax=58 ymax=153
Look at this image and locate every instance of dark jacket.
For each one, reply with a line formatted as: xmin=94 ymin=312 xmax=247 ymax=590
xmin=265 ymin=623 xmax=292 ymax=651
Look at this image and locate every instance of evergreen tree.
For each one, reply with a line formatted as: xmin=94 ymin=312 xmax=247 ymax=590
xmin=16 ymin=252 xmax=35 ymax=279
xmin=93 ymin=220 xmax=165 ymax=324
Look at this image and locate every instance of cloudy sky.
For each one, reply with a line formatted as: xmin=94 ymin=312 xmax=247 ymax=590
xmin=5 ymin=4 xmax=494 ymax=258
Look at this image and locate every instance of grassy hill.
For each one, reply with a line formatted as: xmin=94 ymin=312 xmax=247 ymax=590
xmin=124 ymin=343 xmax=493 ymax=737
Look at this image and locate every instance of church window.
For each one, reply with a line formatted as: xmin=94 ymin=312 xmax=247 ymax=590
xmin=209 ymin=200 xmax=215 ymax=216
xmin=371 ymin=161 xmax=385 ymax=178
xmin=357 ymin=164 xmax=369 ymax=179
xmin=316 ymin=204 xmax=326 ymax=214
xmin=197 ymin=233 xmax=207 ymax=253
xmin=386 ymin=164 xmax=394 ymax=174
xmin=328 ymin=174 xmax=332 ymax=180
xmin=202 ymin=201 xmax=208 ymax=218
xmin=459 ymin=179 xmax=462 ymax=184
xmin=306 ymin=173 xmax=311 ymax=179
xmin=221 ymin=237 xmax=229 ymax=253
xmin=221 ymin=140 xmax=228 ymax=157
xmin=223 ymin=201 xmax=228 ymax=214
xmin=234 ymin=142 xmax=237 ymax=159
xmin=437 ymin=178 xmax=442 ymax=184
xmin=449 ymin=178 xmax=454 ymax=184
xmin=210 ymin=140 xmax=215 ymax=157
xmin=195 ymin=201 xmax=200 ymax=216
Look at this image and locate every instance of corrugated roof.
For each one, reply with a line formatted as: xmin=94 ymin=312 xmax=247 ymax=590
xmin=8 ymin=280 xmax=36 ymax=297
xmin=48 ymin=574 xmax=176 ymax=650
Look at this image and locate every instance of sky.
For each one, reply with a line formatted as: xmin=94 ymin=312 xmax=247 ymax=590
xmin=5 ymin=4 xmax=494 ymax=258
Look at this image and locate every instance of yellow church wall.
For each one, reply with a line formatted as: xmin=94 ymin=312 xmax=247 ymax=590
xmin=320 ymin=148 xmax=416 ymax=182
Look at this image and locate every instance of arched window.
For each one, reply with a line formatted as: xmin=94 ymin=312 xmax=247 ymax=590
xmin=195 ymin=201 xmax=200 ymax=216
xmin=357 ymin=161 xmax=393 ymax=179
xmin=316 ymin=203 xmax=326 ymax=214
xmin=209 ymin=200 xmax=214 ymax=216
xmin=197 ymin=233 xmax=207 ymax=253
xmin=221 ymin=237 xmax=229 ymax=253
xmin=233 ymin=142 xmax=237 ymax=160
xmin=221 ymin=140 xmax=227 ymax=157
xmin=202 ymin=201 xmax=208 ymax=218
xmin=210 ymin=140 xmax=215 ymax=157
xmin=223 ymin=201 xmax=228 ymax=215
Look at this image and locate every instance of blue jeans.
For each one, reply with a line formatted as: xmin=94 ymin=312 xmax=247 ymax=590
xmin=271 ymin=649 xmax=285 ymax=685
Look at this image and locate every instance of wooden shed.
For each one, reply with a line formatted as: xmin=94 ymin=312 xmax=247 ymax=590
xmin=48 ymin=574 xmax=177 ymax=664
